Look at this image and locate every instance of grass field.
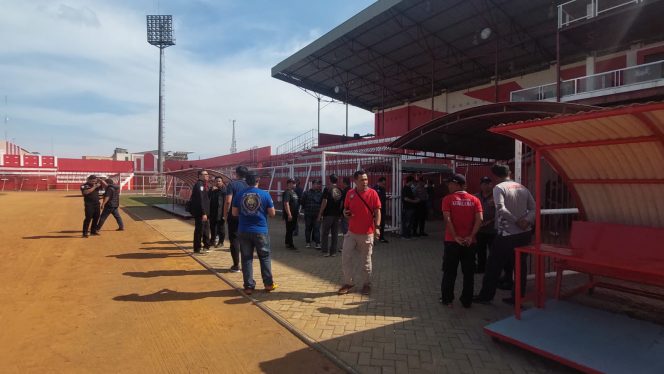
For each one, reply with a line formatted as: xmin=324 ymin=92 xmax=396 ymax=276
xmin=120 ymin=195 xmax=169 ymax=207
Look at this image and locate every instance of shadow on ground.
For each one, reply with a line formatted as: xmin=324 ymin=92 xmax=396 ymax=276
xmin=113 ymin=288 xmax=241 ymax=302
xmin=23 ymin=235 xmax=79 ymax=239
xmin=107 ymin=252 xmax=188 ymax=259
xmin=123 ymin=269 xmax=212 ymax=278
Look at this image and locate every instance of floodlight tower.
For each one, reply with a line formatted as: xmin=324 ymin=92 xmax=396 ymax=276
xmin=230 ymin=119 xmax=237 ymax=154
xmin=146 ymin=15 xmax=175 ymax=175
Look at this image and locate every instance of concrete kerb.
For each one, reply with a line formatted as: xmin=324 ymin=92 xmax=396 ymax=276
xmin=130 ymin=208 xmax=358 ymax=374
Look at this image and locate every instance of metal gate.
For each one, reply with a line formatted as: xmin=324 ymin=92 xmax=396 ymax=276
xmin=322 ymin=151 xmax=402 ymax=234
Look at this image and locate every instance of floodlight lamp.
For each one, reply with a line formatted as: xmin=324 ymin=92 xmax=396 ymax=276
xmin=146 ymin=15 xmax=175 ymax=47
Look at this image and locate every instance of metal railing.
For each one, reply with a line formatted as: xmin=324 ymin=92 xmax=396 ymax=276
xmin=510 ymin=59 xmax=664 ymax=102
xmin=276 ymin=129 xmax=318 ymax=155
xmin=558 ymin=0 xmax=644 ymax=28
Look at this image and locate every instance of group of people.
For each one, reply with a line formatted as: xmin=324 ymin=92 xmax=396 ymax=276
xmin=80 ymin=174 xmax=124 ymax=237
xmin=187 ymin=163 xmax=534 ymax=304
xmin=401 ymin=175 xmax=434 ymax=239
xmin=439 ymin=164 xmax=535 ymax=308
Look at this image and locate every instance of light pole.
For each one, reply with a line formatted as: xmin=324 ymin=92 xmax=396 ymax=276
xmin=146 ymin=15 xmax=175 ymax=175
xmin=334 ymin=85 xmax=349 ymax=137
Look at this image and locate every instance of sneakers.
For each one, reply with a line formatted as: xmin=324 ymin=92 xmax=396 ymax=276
xmin=264 ymin=283 xmax=279 ymax=292
xmin=330 ymin=253 xmax=337 ymax=257
xmin=323 ymin=252 xmax=330 ymax=257
xmin=91 ymin=232 xmax=100 ymax=236
xmin=82 ymin=234 xmax=89 ymax=238
xmin=361 ymin=285 xmax=371 ymax=295
xmin=116 ymin=228 xmax=125 ymax=231
xmin=315 ymin=243 xmax=321 ymax=250
xmin=229 ymin=266 xmax=241 ymax=273
xmin=243 ymin=287 xmax=254 ymax=295
xmin=305 ymin=243 xmax=311 ymax=249
xmin=379 ymin=238 xmax=389 ymax=243
xmin=337 ymin=284 xmax=354 ymax=295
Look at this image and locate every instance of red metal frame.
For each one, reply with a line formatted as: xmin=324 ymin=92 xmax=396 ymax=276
xmin=569 ymin=179 xmax=664 ymax=184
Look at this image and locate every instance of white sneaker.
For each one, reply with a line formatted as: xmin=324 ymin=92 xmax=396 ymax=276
xmin=305 ymin=243 xmax=311 ymax=248
xmin=315 ymin=243 xmax=321 ymax=249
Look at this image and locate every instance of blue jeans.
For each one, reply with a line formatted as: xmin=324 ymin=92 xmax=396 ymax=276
xmin=239 ymin=232 xmax=274 ymax=289
xmin=304 ymin=214 xmax=321 ymax=244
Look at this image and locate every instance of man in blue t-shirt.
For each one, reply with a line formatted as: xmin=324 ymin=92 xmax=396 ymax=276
xmin=232 ymin=172 xmax=277 ymax=295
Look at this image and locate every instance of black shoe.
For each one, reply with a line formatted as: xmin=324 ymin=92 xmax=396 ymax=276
xmin=116 ymin=228 xmax=124 ymax=231
xmin=502 ymin=297 xmax=515 ymax=306
xmin=420 ymin=232 xmax=428 ymax=237
xmin=497 ymin=282 xmax=513 ymax=291
xmin=82 ymin=234 xmax=89 ymax=238
xmin=379 ymin=238 xmax=389 ymax=243
xmin=229 ymin=266 xmax=240 ymax=273
xmin=439 ymin=298 xmax=453 ymax=307
xmin=473 ymin=295 xmax=492 ymax=305
xmin=193 ymin=250 xmax=201 ymax=254
xmin=91 ymin=232 xmax=100 ymax=236
xmin=461 ymin=302 xmax=472 ymax=309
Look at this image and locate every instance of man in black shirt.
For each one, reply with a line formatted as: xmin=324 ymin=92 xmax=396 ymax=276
xmin=373 ymin=176 xmax=388 ymax=243
xmin=80 ymin=175 xmax=105 ymax=238
xmin=208 ymin=176 xmax=227 ymax=248
xmin=224 ymin=165 xmax=249 ymax=272
xmin=282 ymin=178 xmax=299 ymax=250
xmin=401 ymin=175 xmax=419 ymax=239
xmin=191 ymin=169 xmax=211 ymax=254
xmin=340 ymin=177 xmax=352 ymax=235
xmin=474 ymin=176 xmax=496 ymax=273
xmin=293 ymin=178 xmax=303 ymax=236
xmin=96 ymin=178 xmax=124 ymax=232
xmin=318 ymin=174 xmax=344 ymax=257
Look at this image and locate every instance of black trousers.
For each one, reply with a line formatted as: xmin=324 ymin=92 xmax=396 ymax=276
xmin=209 ymin=217 xmax=225 ymax=245
xmin=193 ymin=216 xmax=210 ymax=252
xmin=83 ymin=204 xmax=100 ymax=235
xmin=478 ymin=231 xmax=532 ymax=300
xmin=415 ymin=202 xmax=428 ymax=235
xmin=285 ymin=217 xmax=298 ymax=246
xmin=97 ymin=206 xmax=124 ymax=231
xmin=379 ymin=208 xmax=386 ymax=239
xmin=474 ymin=231 xmax=496 ymax=273
xmin=227 ymin=216 xmax=240 ymax=267
xmin=441 ymin=241 xmax=475 ymax=305
xmin=401 ymin=208 xmax=415 ymax=237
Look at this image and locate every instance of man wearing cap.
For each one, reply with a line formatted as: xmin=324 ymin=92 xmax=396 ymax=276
xmin=338 ymin=170 xmax=381 ymax=296
xmin=80 ymin=175 xmax=105 ymax=238
xmin=440 ymin=174 xmax=483 ymax=308
xmin=475 ymin=164 xmax=535 ymax=305
xmin=300 ymin=179 xmax=323 ymax=249
xmin=282 ymin=178 xmax=300 ymax=250
xmin=474 ymin=176 xmax=496 ymax=273
xmin=232 ymin=172 xmax=278 ymax=295
xmin=96 ymin=178 xmax=124 ymax=232
xmin=224 ymin=165 xmax=249 ymax=272
xmin=190 ymin=169 xmax=211 ymax=254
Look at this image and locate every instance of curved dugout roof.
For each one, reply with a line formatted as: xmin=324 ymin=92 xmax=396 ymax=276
xmin=164 ymin=169 xmax=231 ymax=187
xmin=389 ymin=102 xmax=597 ymax=159
xmin=491 ymin=102 xmax=664 ymax=228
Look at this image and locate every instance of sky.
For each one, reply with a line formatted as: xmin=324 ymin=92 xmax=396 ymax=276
xmin=0 ymin=0 xmax=376 ymax=159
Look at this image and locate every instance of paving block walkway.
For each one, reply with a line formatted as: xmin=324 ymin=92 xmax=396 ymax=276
xmin=130 ymin=206 xmax=571 ymax=374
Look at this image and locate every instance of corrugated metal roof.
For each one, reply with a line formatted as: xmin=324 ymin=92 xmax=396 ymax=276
xmin=491 ymin=101 xmax=664 ymax=228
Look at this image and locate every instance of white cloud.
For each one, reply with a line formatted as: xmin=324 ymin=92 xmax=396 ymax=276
xmin=0 ymin=0 xmax=374 ymax=158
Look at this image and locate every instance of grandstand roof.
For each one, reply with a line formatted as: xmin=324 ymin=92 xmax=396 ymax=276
xmin=272 ymin=0 xmax=664 ymax=112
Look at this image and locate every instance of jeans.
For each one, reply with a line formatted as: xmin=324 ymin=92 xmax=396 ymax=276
xmin=474 ymin=231 xmax=496 ymax=273
xmin=83 ymin=204 xmax=100 ymax=235
xmin=340 ymin=217 xmax=348 ymax=235
xmin=193 ymin=215 xmax=210 ymax=251
xmin=321 ymin=216 xmax=340 ymax=254
xmin=227 ymin=216 xmax=240 ymax=267
xmin=304 ymin=214 xmax=321 ymax=244
xmin=96 ymin=206 xmax=124 ymax=231
xmin=441 ymin=242 xmax=475 ymax=305
xmin=239 ymin=232 xmax=274 ymax=289
xmin=285 ymin=216 xmax=298 ymax=246
xmin=478 ymin=231 xmax=532 ymax=300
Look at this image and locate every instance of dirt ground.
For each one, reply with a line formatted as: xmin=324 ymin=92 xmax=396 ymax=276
xmin=0 ymin=192 xmax=343 ymax=374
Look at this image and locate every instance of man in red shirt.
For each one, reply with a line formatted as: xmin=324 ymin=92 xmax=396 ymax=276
xmin=441 ymin=174 xmax=483 ymax=308
xmin=338 ymin=170 xmax=382 ymax=296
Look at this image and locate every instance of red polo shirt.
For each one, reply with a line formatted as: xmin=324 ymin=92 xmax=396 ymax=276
xmin=442 ymin=191 xmax=482 ymax=242
xmin=344 ymin=188 xmax=381 ymax=234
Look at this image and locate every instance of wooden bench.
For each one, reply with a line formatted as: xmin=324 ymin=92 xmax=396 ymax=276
xmin=547 ymin=221 xmax=664 ymax=300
